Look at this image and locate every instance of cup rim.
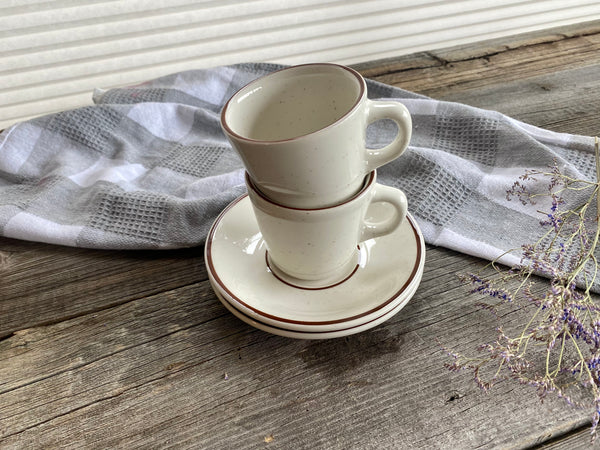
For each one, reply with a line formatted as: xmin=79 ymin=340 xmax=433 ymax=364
xmin=245 ymin=170 xmax=376 ymax=212
xmin=221 ymin=63 xmax=366 ymax=144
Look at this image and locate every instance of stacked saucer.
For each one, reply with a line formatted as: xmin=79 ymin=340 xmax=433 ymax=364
xmin=205 ymin=195 xmax=425 ymax=339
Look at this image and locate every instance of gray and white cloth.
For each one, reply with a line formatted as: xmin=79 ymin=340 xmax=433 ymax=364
xmin=0 ymin=63 xmax=595 ymax=266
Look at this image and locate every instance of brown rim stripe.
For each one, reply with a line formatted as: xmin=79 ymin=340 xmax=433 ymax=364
xmin=246 ymin=170 xmax=374 ymax=212
xmin=264 ymin=247 xmax=361 ymax=291
xmin=206 ymin=194 xmax=423 ymax=326
xmin=221 ymin=63 xmax=366 ymax=144
xmin=217 ymin=287 xmax=413 ymax=336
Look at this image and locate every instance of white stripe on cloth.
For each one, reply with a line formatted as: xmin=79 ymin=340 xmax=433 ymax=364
xmin=127 ymin=103 xmax=196 ymax=142
xmin=4 ymin=212 xmax=84 ymax=247
xmin=0 ymin=123 xmax=42 ymax=174
xmin=68 ymin=156 xmax=147 ymax=189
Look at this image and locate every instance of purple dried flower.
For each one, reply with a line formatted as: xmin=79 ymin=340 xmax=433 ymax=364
xmin=463 ymin=273 xmax=513 ymax=303
xmin=447 ymin=150 xmax=600 ymax=443
xmin=541 ymin=196 xmax=564 ymax=231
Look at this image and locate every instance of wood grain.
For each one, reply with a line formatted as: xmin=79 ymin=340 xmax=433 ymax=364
xmin=0 ymin=237 xmax=206 ymax=338
xmin=0 ymin=247 xmax=590 ymax=449
xmin=3 ymin=20 xmax=600 ymax=449
xmin=538 ymin=426 xmax=598 ymax=450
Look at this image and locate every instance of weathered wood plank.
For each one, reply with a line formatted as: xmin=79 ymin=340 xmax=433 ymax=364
xmin=0 ymin=246 xmax=593 ymax=449
xmin=0 ymin=283 xmax=246 ymax=439
xmin=355 ymin=20 xmax=600 ymax=80
xmin=0 ymin=237 xmax=207 ymax=338
xmin=356 ymin=21 xmax=600 ymax=99
xmin=429 ymin=63 xmax=600 ymax=135
xmin=538 ymin=425 xmax=597 ymax=450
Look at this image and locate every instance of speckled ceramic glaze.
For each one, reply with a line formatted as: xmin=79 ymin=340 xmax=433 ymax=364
xmin=204 ymin=194 xmax=425 ymax=338
xmin=221 ymin=63 xmax=412 ymax=208
xmin=245 ymin=170 xmax=407 ymax=286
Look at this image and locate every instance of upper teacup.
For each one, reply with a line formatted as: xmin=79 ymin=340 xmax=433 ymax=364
xmin=221 ymin=63 xmax=412 ymax=208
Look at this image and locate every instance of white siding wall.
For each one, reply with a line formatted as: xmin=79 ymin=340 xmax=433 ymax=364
xmin=2 ymin=0 xmax=600 ymax=128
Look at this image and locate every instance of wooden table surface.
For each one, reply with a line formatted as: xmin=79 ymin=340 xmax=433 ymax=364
xmin=3 ymin=20 xmax=600 ymax=450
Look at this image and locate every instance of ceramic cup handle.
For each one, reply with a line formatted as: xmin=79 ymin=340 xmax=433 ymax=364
xmin=360 ymin=184 xmax=408 ymax=242
xmin=365 ymin=100 xmax=412 ymax=169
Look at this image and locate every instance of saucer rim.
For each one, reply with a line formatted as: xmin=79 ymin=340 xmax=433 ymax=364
xmin=214 ymin=280 xmax=416 ymax=339
xmin=205 ymin=194 xmax=424 ymax=327
xmin=211 ymin=269 xmax=420 ymax=333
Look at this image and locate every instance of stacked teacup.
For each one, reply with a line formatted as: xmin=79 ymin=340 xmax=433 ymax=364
xmin=212 ymin=63 xmax=417 ymax=336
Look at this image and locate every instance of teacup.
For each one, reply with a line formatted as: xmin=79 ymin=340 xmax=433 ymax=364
xmin=222 ymin=63 xmax=412 ymax=209
xmin=246 ymin=170 xmax=407 ymax=287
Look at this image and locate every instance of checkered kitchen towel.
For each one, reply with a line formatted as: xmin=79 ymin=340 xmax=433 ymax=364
xmin=0 ymin=63 xmax=595 ymax=266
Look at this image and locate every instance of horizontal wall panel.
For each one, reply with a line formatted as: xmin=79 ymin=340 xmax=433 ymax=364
xmin=2 ymin=0 xmax=600 ymax=128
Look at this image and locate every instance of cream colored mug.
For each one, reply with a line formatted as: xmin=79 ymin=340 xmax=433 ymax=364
xmin=222 ymin=63 xmax=412 ymax=208
xmin=246 ymin=170 xmax=408 ymax=287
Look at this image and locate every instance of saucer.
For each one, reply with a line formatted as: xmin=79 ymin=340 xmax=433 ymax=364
xmin=205 ymin=195 xmax=425 ymax=336
xmin=215 ymin=278 xmax=419 ymax=339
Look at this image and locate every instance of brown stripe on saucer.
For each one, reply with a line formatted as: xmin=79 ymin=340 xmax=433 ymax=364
xmin=205 ymin=194 xmax=423 ymax=326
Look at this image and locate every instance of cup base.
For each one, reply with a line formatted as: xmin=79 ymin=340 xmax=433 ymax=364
xmin=265 ymin=247 xmax=361 ymax=290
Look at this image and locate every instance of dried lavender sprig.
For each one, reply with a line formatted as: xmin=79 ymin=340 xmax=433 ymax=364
xmin=448 ymin=137 xmax=600 ymax=441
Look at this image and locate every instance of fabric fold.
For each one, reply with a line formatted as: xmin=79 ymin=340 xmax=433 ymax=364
xmin=0 ymin=63 xmax=595 ymax=260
